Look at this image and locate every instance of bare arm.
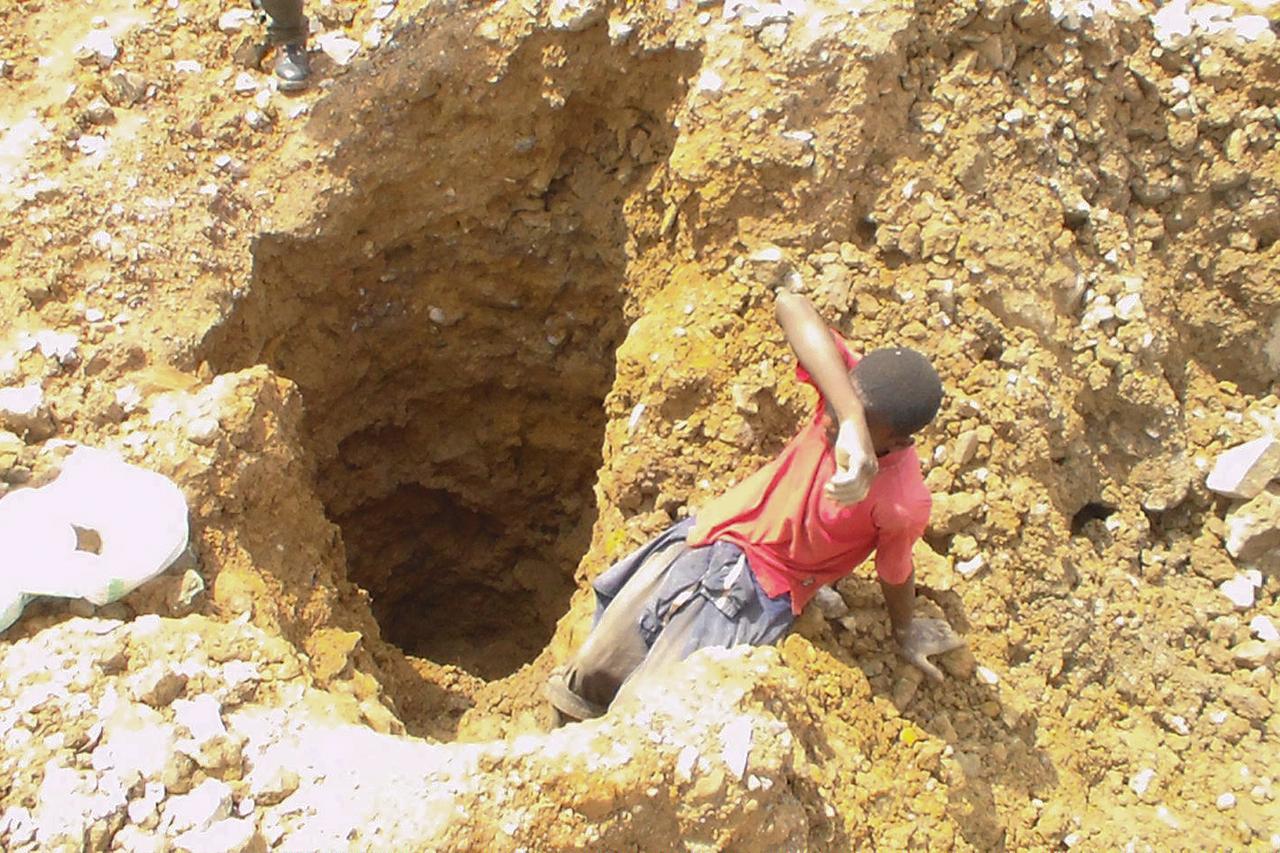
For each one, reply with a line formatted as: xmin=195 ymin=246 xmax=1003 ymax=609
xmin=883 ymin=570 xmax=965 ymax=681
xmin=880 ymin=573 xmax=916 ymax=637
xmin=775 ymin=291 xmax=877 ymax=503
xmin=774 ymin=292 xmax=864 ymax=423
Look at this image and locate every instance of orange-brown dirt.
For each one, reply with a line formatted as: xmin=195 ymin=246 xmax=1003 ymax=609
xmin=1 ymin=0 xmax=1279 ymax=850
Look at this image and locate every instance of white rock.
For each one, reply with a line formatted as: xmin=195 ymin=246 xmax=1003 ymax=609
xmin=173 ymin=817 xmax=256 ymax=853
xmin=0 ymin=806 xmax=36 ymax=846
xmin=35 ymin=329 xmax=80 ymax=364
xmin=233 ymin=72 xmax=258 ymax=94
xmin=548 ymin=0 xmax=605 ymax=31
xmin=316 ymin=33 xmax=359 ymax=66
xmin=0 ymin=383 xmax=55 ymax=439
xmin=748 ymin=245 xmax=784 ymax=263
xmin=77 ymin=30 xmax=119 ymax=68
xmin=956 ymin=555 xmax=985 ymax=578
xmin=811 ymin=586 xmax=848 ymax=620
xmin=696 ymin=69 xmax=724 ymax=93
xmin=976 ymin=666 xmax=999 ymax=685
xmin=675 ymin=744 xmax=699 ymax=782
xmin=1220 ymin=575 xmax=1256 ymax=610
xmin=1250 ymin=615 xmax=1279 ymax=643
xmin=720 ymin=717 xmax=752 ymax=779
xmin=114 ymin=826 xmax=165 ymax=853
xmin=1129 ymin=767 xmax=1156 ymax=796
xmin=127 ymin=796 xmax=158 ymax=825
xmin=245 ymin=761 xmax=299 ymax=805
xmin=161 ymin=778 xmax=232 ymax=834
xmin=76 ymin=134 xmax=108 ymax=156
xmin=217 ymin=9 xmax=256 ymax=32
xmin=186 ymin=416 xmax=219 ymax=446
xmin=1224 ymin=487 xmax=1280 ymax=561
xmin=173 ymin=60 xmax=203 ymax=74
xmin=1206 ymin=437 xmax=1280 ymax=500
xmin=173 ymin=695 xmax=227 ymax=746
xmin=1217 ymin=792 xmax=1236 ymax=810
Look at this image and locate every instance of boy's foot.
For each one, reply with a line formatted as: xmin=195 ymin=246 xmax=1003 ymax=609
xmin=544 ymin=669 xmax=605 ymax=722
xmin=274 ymin=41 xmax=310 ymax=92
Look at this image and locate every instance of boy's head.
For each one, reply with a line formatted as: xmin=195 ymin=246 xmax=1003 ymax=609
xmin=851 ymin=347 xmax=942 ymax=454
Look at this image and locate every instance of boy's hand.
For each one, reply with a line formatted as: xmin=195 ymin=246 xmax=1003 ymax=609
xmin=827 ymin=418 xmax=878 ymax=505
xmin=896 ymin=618 xmax=965 ymax=681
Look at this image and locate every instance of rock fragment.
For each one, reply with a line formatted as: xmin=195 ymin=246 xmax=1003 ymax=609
xmin=0 ymin=384 xmax=55 ymax=440
xmin=316 ymin=33 xmax=360 ymax=66
xmin=75 ymin=30 xmax=119 ymax=69
xmin=811 ymin=586 xmax=848 ymax=619
xmin=1223 ymin=485 xmax=1280 ymax=563
xmin=1207 ymin=437 xmax=1280 ymax=500
xmin=103 ymin=71 xmax=147 ymax=107
xmin=1219 ymin=574 xmax=1256 ymax=610
xmin=174 ymin=817 xmax=257 ymax=853
xmin=160 ymin=778 xmax=232 ymax=835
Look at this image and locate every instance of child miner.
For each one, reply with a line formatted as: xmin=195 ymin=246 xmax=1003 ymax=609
xmin=546 ymin=291 xmax=964 ymax=721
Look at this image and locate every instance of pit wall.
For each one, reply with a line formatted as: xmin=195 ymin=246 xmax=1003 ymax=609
xmin=187 ymin=0 xmax=1280 ymax=848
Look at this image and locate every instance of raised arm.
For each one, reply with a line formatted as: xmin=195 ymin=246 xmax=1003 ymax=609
xmin=774 ymin=292 xmax=877 ymax=504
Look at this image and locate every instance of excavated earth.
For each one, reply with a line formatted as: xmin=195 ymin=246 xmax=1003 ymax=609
xmin=1 ymin=0 xmax=1279 ymax=849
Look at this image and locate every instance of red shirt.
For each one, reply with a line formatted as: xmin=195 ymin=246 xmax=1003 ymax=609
xmin=688 ymin=334 xmax=931 ymax=614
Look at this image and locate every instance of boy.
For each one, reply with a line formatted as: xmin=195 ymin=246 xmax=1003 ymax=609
xmin=545 ymin=291 xmax=963 ymax=721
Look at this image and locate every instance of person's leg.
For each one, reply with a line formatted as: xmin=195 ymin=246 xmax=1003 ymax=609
xmin=547 ymin=538 xmax=689 ymax=719
xmin=614 ymin=552 xmax=795 ymax=706
xmin=256 ymin=0 xmax=309 ymax=90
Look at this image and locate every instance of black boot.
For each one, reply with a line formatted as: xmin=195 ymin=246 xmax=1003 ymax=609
xmin=274 ymin=41 xmax=310 ymax=92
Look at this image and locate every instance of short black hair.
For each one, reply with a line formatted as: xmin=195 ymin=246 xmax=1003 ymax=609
xmin=851 ymin=348 xmax=942 ymax=438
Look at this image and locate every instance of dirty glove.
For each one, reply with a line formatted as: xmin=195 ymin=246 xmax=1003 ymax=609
xmin=826 ymin=418 xmax=878 ymax=505
xmin=896 ymin=618 xmax=965 ymax=682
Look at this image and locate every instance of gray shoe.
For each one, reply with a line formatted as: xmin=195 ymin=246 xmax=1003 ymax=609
xmin=274 ymin=41 xmax=309 ymax=92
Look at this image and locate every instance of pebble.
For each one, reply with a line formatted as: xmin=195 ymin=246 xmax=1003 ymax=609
xmin=1250 ymin=615 xmax=1279 ymax=642
xmin=951 ymin=430 xmax=980 ymax=465
xmin=76 ymin=30 xmax=119 ymax=68
xmin=316 ymin=33 xmax=360 ymax=66
xmin=103 ymin=71 xmax=147 ymax=106
xmin=1217 ymin=792 xmax=1236 ymax=810
xmin=1219 ymin=575 xmax=1255 ymax=610
xmin=76 ymin=135 xmax=108 ymax=156
xmin=84 ymin=98 xmax=116 ymax=125
xmin=1129 ymin=767 xmax=1155 ymax=796
xmin=976 ymin=666 xmax=999 ymax=685
xmin=811 ymin=586 xmax=848 ymax=620
xmin=956 ymin=555 xmax=985 ymax=578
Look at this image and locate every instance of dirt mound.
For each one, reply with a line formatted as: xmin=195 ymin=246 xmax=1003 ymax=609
xmin=1 ymin=0 xmax=1278 ymax=849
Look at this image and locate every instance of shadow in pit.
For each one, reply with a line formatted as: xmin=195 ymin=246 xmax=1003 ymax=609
xmin=200 ymin=11 xmax=700 ymax=739
xmin=795 ymin=578 xmax=1059 ymax=851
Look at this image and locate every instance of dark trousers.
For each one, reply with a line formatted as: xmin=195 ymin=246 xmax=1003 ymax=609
xmin=254 ymin=0 xmax=306 ymax=44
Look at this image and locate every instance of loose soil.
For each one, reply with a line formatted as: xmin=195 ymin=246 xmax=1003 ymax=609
xmin=1 ymin=0 xmax=1278 ymax=850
